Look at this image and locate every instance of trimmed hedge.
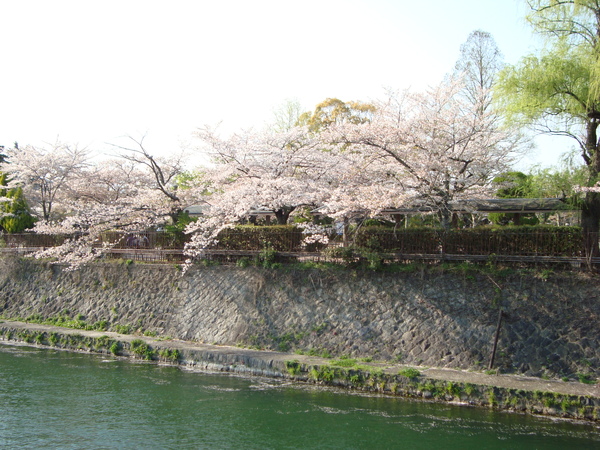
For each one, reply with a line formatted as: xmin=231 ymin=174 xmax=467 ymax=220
xmin=215 ymin=225 xmax=303 ymax=251
xmin=353 ymin=226 xmax=584 ymax=257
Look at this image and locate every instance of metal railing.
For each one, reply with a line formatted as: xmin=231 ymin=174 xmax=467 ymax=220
xmin=0 ymin=229 xmax=595 ymax=265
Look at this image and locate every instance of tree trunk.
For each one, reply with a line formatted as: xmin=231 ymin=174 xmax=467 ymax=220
xmin=274 ymin=207 xmax=294 ymax=225
xmin=582 ymin=119 xmax=600 ymax=259
xmin=439 ymin=208 xmax=451 ymax=231
xmin=581 ymin=191 xmax=600 ymax=259
xmin=169 ymin=208 xmax=183 ymax=225
xmin=343 ymin=217 xmax=350 ymax=247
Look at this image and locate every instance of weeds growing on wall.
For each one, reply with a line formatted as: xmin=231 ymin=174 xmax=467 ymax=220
xmin=157 ymin=348 xmax=181 ymax=362
xmin=398 ymin=367 xmax=421 ymax=380
xmin=130 ymin=338 xmax=155 ymax=360
xmin=285 ymin=359 xmax=302 ymax=376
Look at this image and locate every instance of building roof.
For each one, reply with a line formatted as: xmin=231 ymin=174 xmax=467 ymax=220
xmin=381 ymin=198 xmax=573 ymax=215
xmin=450 ymin=198 xmax=571 ymax=214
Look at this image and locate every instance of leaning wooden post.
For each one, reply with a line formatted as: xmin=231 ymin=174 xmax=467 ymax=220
xmin=486 ymin=274 xmax=504 ymax=371
xmin=489 ymin=308 xmax=504 ymax=371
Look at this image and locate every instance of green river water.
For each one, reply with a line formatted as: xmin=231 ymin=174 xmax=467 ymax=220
xmin=0 ymin=344 xmax=598 ymax=449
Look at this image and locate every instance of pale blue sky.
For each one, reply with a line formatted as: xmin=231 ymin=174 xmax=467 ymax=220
xmin=0 ymin=0 xmax=574 ymax=168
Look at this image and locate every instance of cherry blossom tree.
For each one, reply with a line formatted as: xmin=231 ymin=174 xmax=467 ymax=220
xmin=30 ymin=155 xmax=199 ymax=269
xmin=110 ymin=135 xmax=188 ymax=223
xmin=3 ymin=136 xmax=203 ymax=268
xmin=183 ymin=125 xmax=338 ymax=257
xmin=0 ymin=141 xmax=89 ymax=221
xmin=320 ymin=79 xmax=526 ymax=228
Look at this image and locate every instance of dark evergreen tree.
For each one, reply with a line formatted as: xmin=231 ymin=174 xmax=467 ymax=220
xmin=0 ymin=147 xmax=36 ymax=233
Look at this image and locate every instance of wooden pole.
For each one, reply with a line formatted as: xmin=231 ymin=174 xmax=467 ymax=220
xmin=489 ymin=308 xmax=504 ymax=371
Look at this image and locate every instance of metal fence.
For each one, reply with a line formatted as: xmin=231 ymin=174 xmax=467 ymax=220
xmin=0 ymin=228 xmax=596 ymax=265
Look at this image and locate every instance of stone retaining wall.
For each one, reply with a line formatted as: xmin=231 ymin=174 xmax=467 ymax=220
xmin=0 ymin=256 xmax=598 ymax=380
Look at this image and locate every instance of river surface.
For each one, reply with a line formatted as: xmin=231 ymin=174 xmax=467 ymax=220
xmin=0 ymin=344 xmax=598 ymax=449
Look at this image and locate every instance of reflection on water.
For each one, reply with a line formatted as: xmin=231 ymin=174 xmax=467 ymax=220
xmin=0 ymin=344 xmax=598 ymax=449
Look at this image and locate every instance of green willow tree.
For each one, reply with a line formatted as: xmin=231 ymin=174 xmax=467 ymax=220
xmin=496 ymin=0 xmax=600 ymax=252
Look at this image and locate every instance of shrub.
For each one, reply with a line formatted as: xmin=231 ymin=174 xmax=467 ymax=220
xmin=577 ymin=373 xmax=596 ymax=384
xmin=158 ymin=348 xmax=181 ymax=362
xmin=236 ymin=257 xmax=252 ymax=268
xmin=113 ymin=324 xmax=132 ymax=335
xmin=130 ymin=339 xmax=155 ymax=360
xmin=92 ymin=320 xmax=109 ymax=331
xmin=285 ymin=360 xmax=302 ymax=376
xmin=110 ymin=341 xmax=122 ymax=355
xmin=332 ymin=358 xmax=357 ymax=367
xmin=398 ymin=367 xmax=421 ymax=379
xmin=216 ymin=225 xmax=302 ymax=252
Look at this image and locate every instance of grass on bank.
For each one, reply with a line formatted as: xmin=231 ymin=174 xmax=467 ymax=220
xmin=0 ymin=312 xmax=166 ymax=341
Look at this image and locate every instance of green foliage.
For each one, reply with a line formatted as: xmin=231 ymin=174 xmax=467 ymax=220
xmin=488 ymin=212 xmax=539 ymax=226
xmin=173 ymin=169 xmax=212 ymax=194
xmin=0 ymin=173 xmax=36 ymax=233
xmin=527 ymin=164 xmax=589 ymax=203
xmin=445 ymin=381 xmax=461 ymax=397
xmin=158 ymin=348 xmax=181 ymax=362
xmin=490 ymin=165 xmax=589 ymax=227
xmin=417 ymin=380 xmax=436 ymax=394
xmin=92 ymin=320 xmax=109 ymax=331
xmin=323 ymin=244 xmax=384 ymax=270
xmin=338 ymin=226 xmax=584 ymax=259
xmin=362 ymin=218 xmax=395 ymax=228
xmin=216 ymin=225 xmax=301 ymax=252
xmin=297 ymin=98 xmax=376 ymax=132
xmin=352 ymin=227 xmax=443 ymax=254
xmin=258 ymin=245 xmax=278 ymax=269
xmin=290 ymin=206 xmax=314 ymax=224
xmin=271 ymin=331 xmax=306 ymax=352
xmin=110 ymin=341 xmax=122 ymax=355
xmin=113 ymin=324 xmax=132 ymax=335
xmin=94 ymin=335 xmax=111 ymax=350
xmin=236 ymin=257 xmax=252 ymax=268
xmin=496 ymin=2 xmax=600 ymax=232
xmin=331 ymin=358 xmax=358 ymax=368
xmin=130 ymin=339 xmax=155 ymax=360
xmin=163 ymin=210 xmax=197 ymax=237
xmin=493 ymin=171 xmax=533 ymax=199
xmin=34 ymin=331 xmax=45 ymax=344
xmin=541 ymin=393 xmax=558 ymax=408
xmin=303 ymin=347 xmax=332 ymax=358
xmin=463 ymin=383 xmax=476 ymax=396
xmin=285 ymin=359 xmax=302 ymax=376
xmin=577 ymin=373 xmax=596 ymax=384
xmin=48 ymin=332 xmax=59 ymax=346
xmin=398 ymin=367 xmax=421 ymax=380
xmin=487 ymin=389 xmax=498 ymax=406
xmin=309 ymin=365 xmax=334 ymax=382
xmin=497 ymin=44 xmax=592 ymax=125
